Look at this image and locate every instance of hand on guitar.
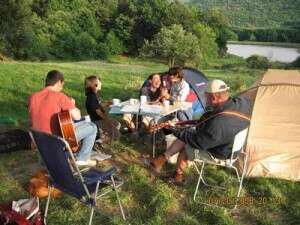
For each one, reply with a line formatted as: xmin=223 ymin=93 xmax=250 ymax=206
xmin=167 ymin=120 xmax=176 ymax=127
xmin=148 ymin=120 xmax=198 ymax=133
xmin=148 ymin=121 xmax=176 ymax=133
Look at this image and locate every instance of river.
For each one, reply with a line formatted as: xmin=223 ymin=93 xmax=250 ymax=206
xmin=227 ymin=43 xmax=300 ymax=63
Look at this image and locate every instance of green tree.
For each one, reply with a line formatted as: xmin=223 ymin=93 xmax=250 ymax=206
xmin=73 ymin=32 xmax=98 ymax=59
xmin=46 ymin=4 xmax=104 ymax=59
xmin=201 ymin=9 xmax=231 ymax=54
xmin=72 ymin=7 xmax=102 ymax=39
xmin=0 ymin=0 xmax=35 ymax=58
xmin=91 ymin=0 xmax=118 ymax=32
xmin=164 ymin=1 xmax=199 ymax=32
xmin=113 ymin=14 xmax=135 ymax=52
xmin=140 ymin=24 xmax=201 ymax=67
xmin=32 ymin=0 xmax=49 ymax=17
xmin=192 ymin=23 xmax=218 ymax=65
xmin=246 ymin=55 xmax=269 ymax=69
xmin=118 ymin=0 xmax=169 ymax=53
xmin=24 ymin=14 xmax=52 ymax=60
xmin=47 ymin=10 xmax=75 ymax=58
xmin=98 ymin=31 xmax=125 ymax=59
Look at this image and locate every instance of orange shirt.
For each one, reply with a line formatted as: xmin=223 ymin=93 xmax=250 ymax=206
xmin=28 ymin=87 xmax=75 ymax=135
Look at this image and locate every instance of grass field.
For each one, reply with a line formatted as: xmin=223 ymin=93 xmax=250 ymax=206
xmin=0 ymin=57 xmax=299 ymax=225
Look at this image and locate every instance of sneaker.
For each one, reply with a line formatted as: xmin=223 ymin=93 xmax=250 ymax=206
xmin=75 ymin=159 xmax=97 ymax=167
xmin=95 ymin=139 xmax=103 ymax=144
xmin=91 ymin=152 xmax=112 ymax=161
xmin=168 ymin=173 xmax=186 ymax=186
xmin=149 ymin=155 xmax=167 ymax=175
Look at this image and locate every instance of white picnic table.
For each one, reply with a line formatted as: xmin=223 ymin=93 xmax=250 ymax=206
xmin=109 ymin=99 xmax=192 ymax=157
xmin=109 ymin=99 xmax=192 ymax=117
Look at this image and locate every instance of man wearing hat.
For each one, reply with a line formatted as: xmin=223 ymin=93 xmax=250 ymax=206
xmin=150 ymin=79 xmax=251 ymax=185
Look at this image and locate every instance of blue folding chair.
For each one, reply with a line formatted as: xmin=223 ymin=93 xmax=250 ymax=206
xmin=29 ymin=129 xmax=126 ymax=225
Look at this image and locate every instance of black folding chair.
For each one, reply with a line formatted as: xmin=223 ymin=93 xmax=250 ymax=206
xmin=29 ymin=129 xmax=126 ymax=225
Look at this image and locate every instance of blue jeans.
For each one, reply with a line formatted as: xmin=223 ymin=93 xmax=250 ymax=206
xmin=74 ymin=121 xmax=97 ymax=161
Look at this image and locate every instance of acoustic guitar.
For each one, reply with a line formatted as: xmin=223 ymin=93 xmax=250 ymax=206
xmin=148 ymin=111 xmax=251 ymax=133
xmin=58 ymin=111 xmax=79 ymax=152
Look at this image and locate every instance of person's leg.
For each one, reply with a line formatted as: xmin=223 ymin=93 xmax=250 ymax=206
xmin=142 ymin=116 xmax=151 ymax=128
xmin=151 ymin=139 xmax=185 ymax=172
xmin=99 ymin=118 xmax=121 ymax=142
xmin=74 ymin=122 xmax=97 ymax=161
xmin=172 ymin=146 xmax=216 ymax=183
xmin=93 ymin=120 xmax=102 ymax=142
xmin=174 ymin=150 xmax=189 ymax=182
xmin=164 ymin=139 xmax=185 ymax=159
xmin=123 ymin=114 xmax=135 ymax=131
xmin=110 ymin=119 xmax=121 ymax=140
xmin=171 ymin=145 xmax=196 ymax=183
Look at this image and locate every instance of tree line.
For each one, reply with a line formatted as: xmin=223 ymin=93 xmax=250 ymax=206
xmin=188 ymin=0 xmax=300 ymax=28
xmin=233 ymin=27 xmax=300 ymax=43
xmin=188 ymin=0 xmax=300 ymax=44
xmin=0 ymin=0 xmax=234 ymax=66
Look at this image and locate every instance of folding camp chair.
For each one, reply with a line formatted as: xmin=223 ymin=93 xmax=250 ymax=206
xmin=193 ymin=128 xmax=249 ymax=209
xmin=29 ymin=129 xmax=126 ymax=225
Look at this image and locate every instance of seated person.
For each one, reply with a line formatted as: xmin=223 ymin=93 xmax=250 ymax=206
xmin=160 ymin=67 xmax=190 ymax=102
xmin=160 ymin=67 xmax=192 ymax=121
xmin=85 ymin=75 xmax=120 ymax=143
xmin=123 ymin=73 xmax=162 ymax=132
xmin=28 ymin=70 xmax=97 ymax=166
xmin=150 ymin=80 xmax=251 ymax=185
xmin=140 ymin=73 xmax=163 ymax=103
xmin=142 ymin=71 xmax=171 ymax=91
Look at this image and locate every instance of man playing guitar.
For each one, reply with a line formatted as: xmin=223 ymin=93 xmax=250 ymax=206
xmin=150 ymin=80 xmax=251 ymax=185
xmin=28 ymin=70 xmax=97 ymax=166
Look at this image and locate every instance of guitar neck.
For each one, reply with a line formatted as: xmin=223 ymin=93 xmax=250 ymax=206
xmin=175 ymin=120 xmax=199 ymax=126
xmin=149 ymin=119 xmax=199 ymax=132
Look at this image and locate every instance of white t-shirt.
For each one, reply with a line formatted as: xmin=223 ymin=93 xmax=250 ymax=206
xmin=170 ymin=79 xmax=190 ymax=101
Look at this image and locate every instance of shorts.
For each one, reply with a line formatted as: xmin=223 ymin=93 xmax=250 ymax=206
xmin=185 ymin=145 xmax=217 ymax=162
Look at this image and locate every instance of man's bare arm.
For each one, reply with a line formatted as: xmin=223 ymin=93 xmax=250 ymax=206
xmin=70 ymin=107 xmax=81 ymax=120
xmin=95 ymin=108 xmax=108 ymax=120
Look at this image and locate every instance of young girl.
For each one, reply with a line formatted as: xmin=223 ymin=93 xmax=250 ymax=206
xmin=160 ymin=67 xmax=192 ymax=121
xmin=84 ymin=75 xmax=120 ymax=143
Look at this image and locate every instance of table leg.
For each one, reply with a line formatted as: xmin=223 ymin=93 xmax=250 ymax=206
xmin=135 ymin=113 xmax=139 ymax=130
xmin=152 ymin=131 xmax=156 ymax=158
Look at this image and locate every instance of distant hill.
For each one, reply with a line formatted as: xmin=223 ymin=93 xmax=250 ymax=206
xmin=187 ymin=0 xmax=300 ymax=28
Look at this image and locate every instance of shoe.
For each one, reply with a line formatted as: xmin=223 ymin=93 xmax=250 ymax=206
xmin=150 ymin=155 xmax=167 ymax=174
xmin=95 ymin=139 xmax=103 ymax=144
xmin=75 ymin=159 xmax=97 ymax=167
xmin=91 ymin=152 xmax=112 ymax=161
xmin=168 ymin=173 xmax=186 ymax=186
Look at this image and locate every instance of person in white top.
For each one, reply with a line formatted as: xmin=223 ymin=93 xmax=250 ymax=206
xmin=160 ymin=67 xmax=192 ymax=121
xmin=160 ymin=67 xmax=190 ymax=102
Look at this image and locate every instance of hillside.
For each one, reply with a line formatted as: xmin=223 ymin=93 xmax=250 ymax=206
xmin=187 ymin=0 xmax=300 ymax=28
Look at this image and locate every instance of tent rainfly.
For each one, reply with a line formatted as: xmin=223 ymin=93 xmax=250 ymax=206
xmin=239 ymin=69 xmax=300 ymax=181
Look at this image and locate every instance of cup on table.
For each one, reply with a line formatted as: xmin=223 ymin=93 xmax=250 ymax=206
xmin=129 ymin=98 xmax=136 ymax=105
xmin=140 ymin=95 xmax=147 ymax=104
xmin=163 ymin=100 xmax=170 ymax=108
xmin=112 ymin=98 xmax=120 ymax=106
xmin=84 ymin=115 xmax=91 ymax=123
